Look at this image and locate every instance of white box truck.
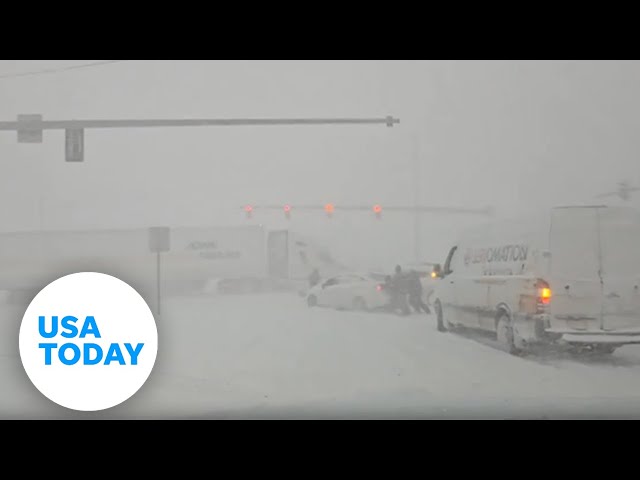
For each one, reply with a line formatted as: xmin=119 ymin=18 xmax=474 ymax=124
xmin=432 ymin=205 xmax=640 ymax=355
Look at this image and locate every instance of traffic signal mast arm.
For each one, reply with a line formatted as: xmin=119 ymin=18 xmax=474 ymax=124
xmin=2 ymin=114 xmax=400 ymax=163
xmin=0 ymin=116 xmax=400 ymax=131
xmin=245 ymin=205 xmax=493 ymax=215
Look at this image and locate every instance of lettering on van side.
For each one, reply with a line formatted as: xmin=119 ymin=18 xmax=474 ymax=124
xmin=481 ymin=267 xmax=514 ymax=276
xmin=464 ymin=245 xmax=529 ymax=266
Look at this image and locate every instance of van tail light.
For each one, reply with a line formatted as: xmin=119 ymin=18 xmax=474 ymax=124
xmin=535 ymin=279 xmax=552 ymax=312
xmin=540 ymin=288 xmax=552 ymax=304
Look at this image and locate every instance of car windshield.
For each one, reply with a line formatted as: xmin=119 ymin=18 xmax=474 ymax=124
xmin=2 ymin=60 xmax=640 ymax=421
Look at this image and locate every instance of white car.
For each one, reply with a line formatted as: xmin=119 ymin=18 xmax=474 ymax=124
xmin=306 ymin=273 xmax=390 ymax=311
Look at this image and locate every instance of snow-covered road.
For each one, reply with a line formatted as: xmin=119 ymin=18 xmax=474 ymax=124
xmin=3 ymin=293 xmax=640 ymax=419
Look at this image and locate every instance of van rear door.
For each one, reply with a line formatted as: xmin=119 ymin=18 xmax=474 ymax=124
xmin=548 ymin=207 xmax=603 ymax=329
xmin=597 ymin=207 xmax=640 ymax=331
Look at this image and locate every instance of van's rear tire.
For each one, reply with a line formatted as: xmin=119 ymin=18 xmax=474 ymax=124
xmin=593 ymin=345 xmax=617 ymax=355
xmin=496 ymin=313 xmax=522 ymax=356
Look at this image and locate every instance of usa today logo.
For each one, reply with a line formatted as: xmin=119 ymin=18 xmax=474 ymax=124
xmin=19 ymin=272 xmax=158 ymax=412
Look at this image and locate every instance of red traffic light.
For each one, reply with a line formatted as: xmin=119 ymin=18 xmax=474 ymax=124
xmin=324 ymin=203 xmax=335 ymax=218
xmin=284 ymin=204 xmax=292 ymax=219
xmin=373 ymin=204 xmax=382 ymax=219
xmin=244 ymin=205 xmax=254 ymax=219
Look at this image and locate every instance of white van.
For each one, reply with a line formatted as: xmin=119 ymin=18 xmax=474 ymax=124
xmin=432 ymin=205 xmax=640 ymax=355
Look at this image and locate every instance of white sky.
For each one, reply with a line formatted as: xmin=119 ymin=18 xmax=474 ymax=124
xmin=1 ymin=60 xmax=639 ymax=269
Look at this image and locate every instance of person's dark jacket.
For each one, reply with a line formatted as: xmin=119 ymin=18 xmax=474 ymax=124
xmin=407 ymin=271 xmax=423 ymax=297
xmin=393 ymin=272 xmax=412 ymax=295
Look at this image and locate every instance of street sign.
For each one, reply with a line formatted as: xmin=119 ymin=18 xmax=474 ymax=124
xmin=17 ymin=114 xmax=43 ymax=144
xmin=148 ymin=226 xmax=171 ymax=253
xmin=65 ymin=128 xmax=84 ymax=162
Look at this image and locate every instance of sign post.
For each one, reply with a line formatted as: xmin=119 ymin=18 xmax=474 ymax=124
xmin=148 ymin=227 xmax=171 ymax=316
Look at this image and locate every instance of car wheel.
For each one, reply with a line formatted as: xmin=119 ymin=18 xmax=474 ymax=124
xmin=307 ymin=295 xmax=318 ymax=308
xmin=496 ymin=312 xmax=522 ymax=356
xmin=352 ymin=296 xmax=367 ymax=311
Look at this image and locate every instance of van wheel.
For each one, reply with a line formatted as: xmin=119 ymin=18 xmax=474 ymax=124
xmin=307 ymin=295 xmax=318 ymax=308
xmin=593 ymin=345 xmax=617 ymax=355
xmin=436 ymin=301 xmax=449 ymax=332
xmin=352 ymin=297 xmax=367 ymax=311
xmin=496 ymin=313 xmax=522 ymax=356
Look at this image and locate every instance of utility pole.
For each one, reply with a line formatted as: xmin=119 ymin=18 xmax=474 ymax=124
xmin=38 ymin=196 xmax=44 ymax=231
xmin=412 ymin=134 xmax=421 ymax=262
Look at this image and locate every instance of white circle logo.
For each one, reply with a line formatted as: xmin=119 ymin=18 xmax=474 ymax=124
xmin=18 ymin=272 xmax=158 ymax=412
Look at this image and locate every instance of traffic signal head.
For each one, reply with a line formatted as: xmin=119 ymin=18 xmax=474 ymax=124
xmin=373 ymin=204 xmax=382 ymax=219
xmin=284 ymin=204 xmax=292 ymax=220
xmin=244 ymin=205 xmax=254 ymax=219
xmin=324 ymin=203 xmax=335 ymax=218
